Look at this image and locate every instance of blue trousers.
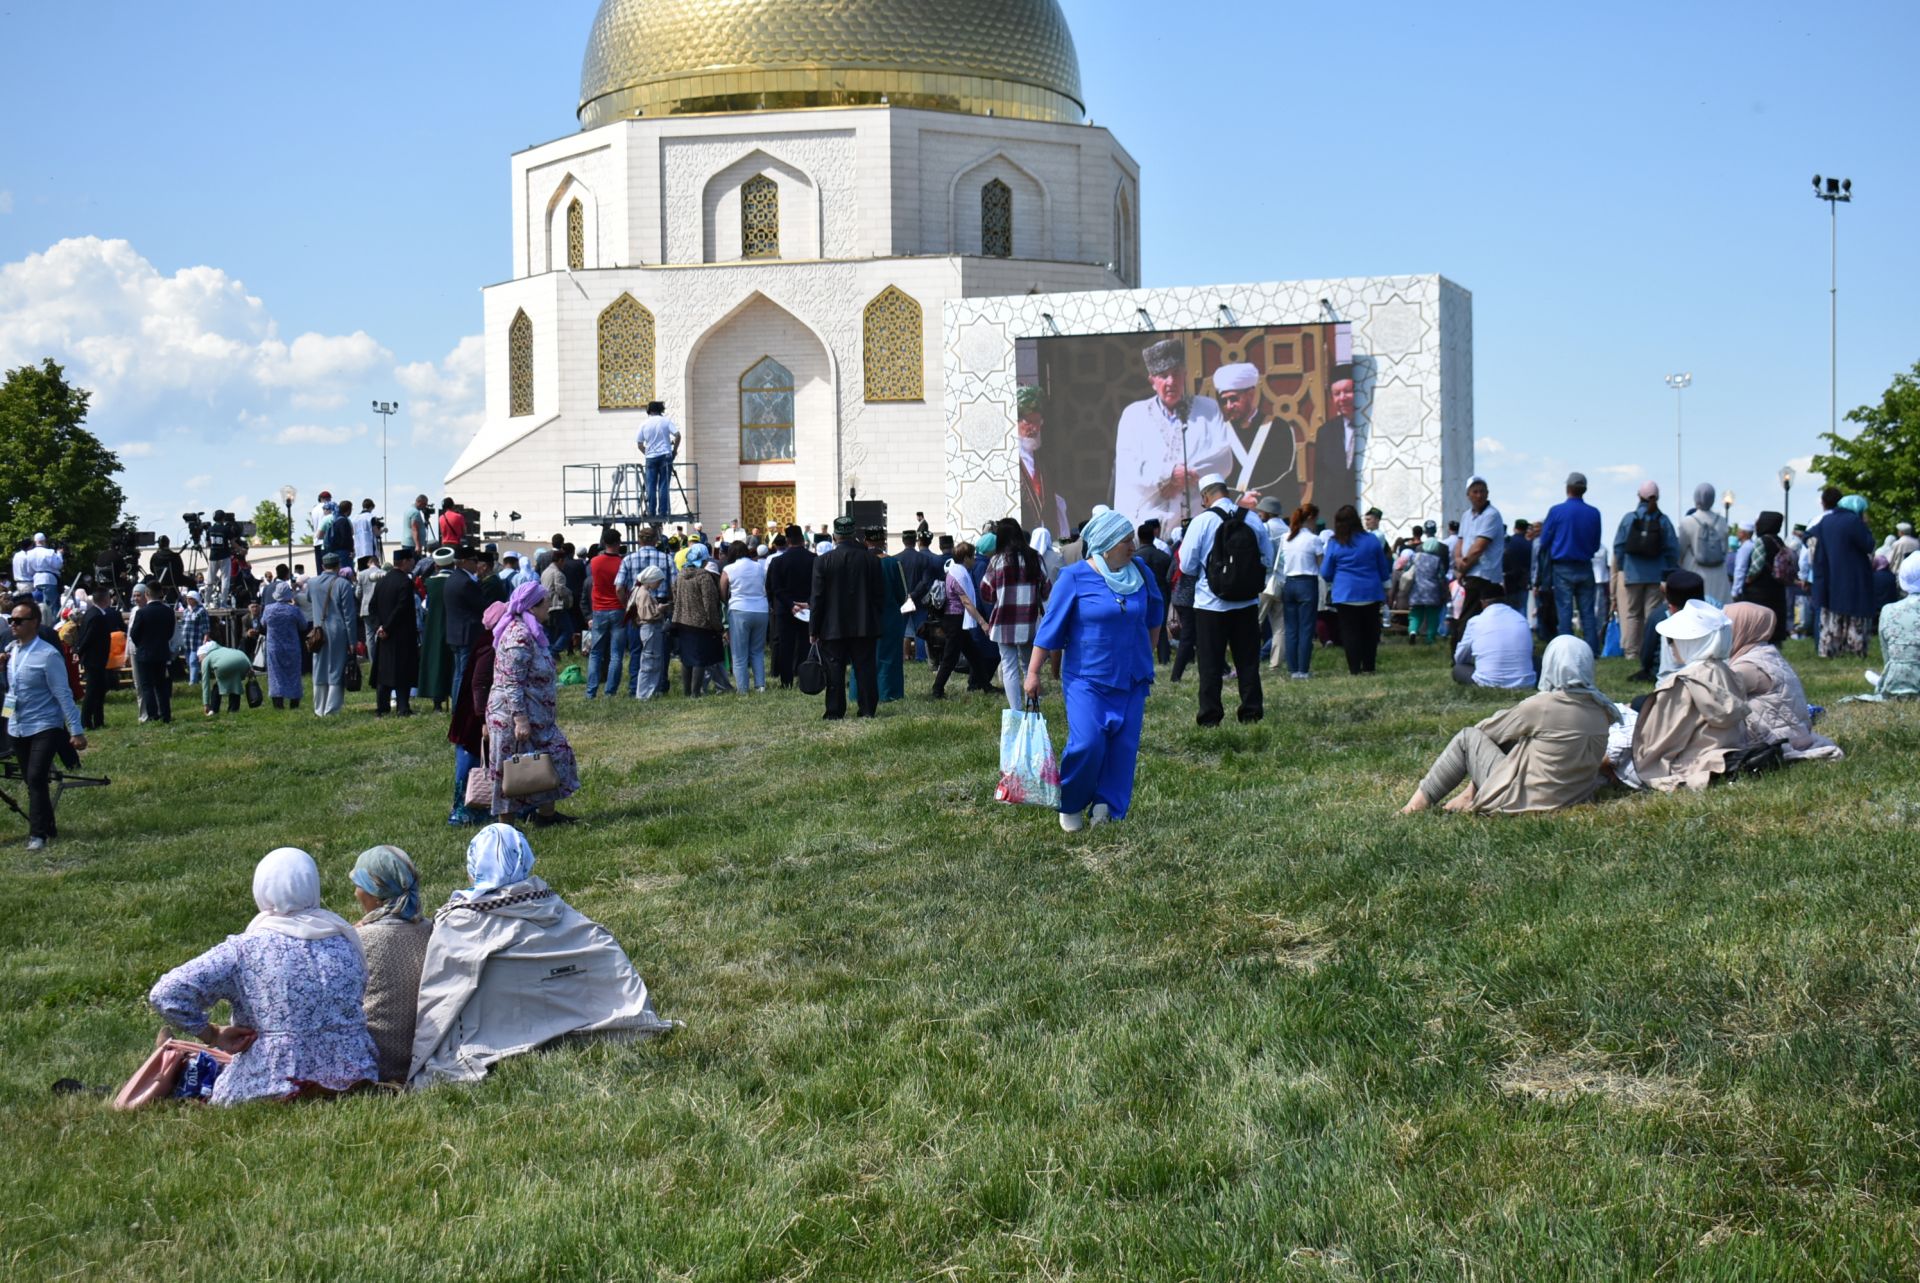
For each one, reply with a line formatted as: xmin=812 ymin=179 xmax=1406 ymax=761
xmin=1281 ymin=576 xmax=1319 ymax=676
xmin=586 ymin=608 xmax=624 ymax=696
xmin=731 ymin=609 xmax=769 ymax=690
xmin=1058 ymin=679 xmax=1149 ymax=819
xmin=452 ymin=746 xmax=476 ymax=814
xmin=644 ymin=456 xmax=673 ymax=516
xmin=448 ymin=645 xmax=470 ymax=718
xmin=1550 ymin=560 xmax=1600 ymax=654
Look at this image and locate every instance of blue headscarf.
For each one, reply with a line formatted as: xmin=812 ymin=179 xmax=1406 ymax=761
xmin=1080 ymin=507 xmax=1142 ymax=596
xmin=1840 ymin=494 xmax=1868 ymax=515
xmin=452 ymin=824 xmax=536 ymax=902
xmin=351 ymin=844 xmax=422 ymax=924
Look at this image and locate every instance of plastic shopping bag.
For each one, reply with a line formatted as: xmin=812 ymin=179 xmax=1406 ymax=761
xmin=995 ymin=702 xmax=1061 ymax=808
xmin=1600 ymin=618 xmax=1623 ymax=658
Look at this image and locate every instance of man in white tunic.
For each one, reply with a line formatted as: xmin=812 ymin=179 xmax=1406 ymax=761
xmin=1112 ymin=338 xmax=1234 ymax=531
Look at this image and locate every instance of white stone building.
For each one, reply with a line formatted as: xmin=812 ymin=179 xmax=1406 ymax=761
xmin=446 ymin=0 xmax=1138 ymax=538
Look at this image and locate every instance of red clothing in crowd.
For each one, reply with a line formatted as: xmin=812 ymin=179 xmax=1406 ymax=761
xmin=439 ymin=508 xmax=468 ymax=546
xmin=589 ymin=551 xmax=624 ymax=611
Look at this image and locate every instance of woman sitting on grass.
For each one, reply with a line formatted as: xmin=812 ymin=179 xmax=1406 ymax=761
xmin=1629 ymin=600 xmax=1749 ymax=792
xmin=1860 ymin=551 xmax=1920 ymax=700
xmin=1724 ymin=602 xmax=1842 ymax=763
xmin=408 ymin=825 xmax=677 ymax=1088
xmin=1401 ymin=635 xmax=1619 ymax=814
xmin=350 ymin=845 xmax=432 ymax=1084
xmin=148 ymin=848 xmax=377 ymax=1104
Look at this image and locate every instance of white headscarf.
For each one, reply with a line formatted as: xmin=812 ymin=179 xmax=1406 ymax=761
xmin=246 ymin=847 xmax=364 ymax=963
xmin=1658 ymin=600 xmax=1733 ymax=667
xmin=1536 ymin=635 xmax=1620 ymax=721
xmin=1900 ymin=551 xmax=1920 ymax=597
xmin=452 ymin=823 xmax=536 ymax=902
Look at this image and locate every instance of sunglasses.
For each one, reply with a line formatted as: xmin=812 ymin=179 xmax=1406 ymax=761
xmin=8 ymin=617 xmax=34 ymax=626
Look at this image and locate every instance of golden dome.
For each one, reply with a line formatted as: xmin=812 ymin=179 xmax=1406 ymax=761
xmin=578 ymin=0 xmax=1084 ymax=130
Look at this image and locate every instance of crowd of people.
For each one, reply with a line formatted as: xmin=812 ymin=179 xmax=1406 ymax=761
xmin=144 ymin=828 xmax=675 ymax=1104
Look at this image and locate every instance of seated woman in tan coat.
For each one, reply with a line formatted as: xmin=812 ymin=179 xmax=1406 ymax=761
xmin=1402 ymin=635 xmax=1620 ymax=814
xmin=1630 ymin=600 xmax=1749 ymax=792
xmin=1724 ymin=602 xmax=1842 ymax=763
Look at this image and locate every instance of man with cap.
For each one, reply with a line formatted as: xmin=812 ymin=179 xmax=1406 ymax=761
xmin=306 ymin=551 xmax=357 ymax=716
xmin=635 ymin=400 xmax=681 ymax=518
xmin=441 ymin=544 xmax=486 ymax=715
xmin=1213 ymin=363 xmax=1298 ymax=502
xmin=1362 ymin=506 xmax=1392 ymax=627
xmin=1890 ymin=522 xmax=1920 ymax=570
xmin=1017 ymin=385 xmax=1070 ymax=539
xmin=811 ymin=515 xmax=886 ymax=719
xmin=1177 ymin=472 xmax=1274 ymax=726
xmin=1612 ymin=481 xmax=1680 ymax=664
xmin=417 ymin=546 xmax=456 ymax=710
xmin=1450 ymin=476 xmax=1508 ymax=648
xmin=766 ymin=523 xmax=817 ymax=688
xmin=368 ymin=545 xmax=421 ymax=716
xmin=1537 ymin=472 xmax=1604 ymax=652
xmin=1113 ymin=338 xmax=1234 ymax=530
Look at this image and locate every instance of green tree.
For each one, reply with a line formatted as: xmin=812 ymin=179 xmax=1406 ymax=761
xmin=0 ymin=359 xmax=126 ymax=564
xmin=1812 ymin=359 xmax=1920 ymax=520
xmin=251 ymin=498 xmax=291 ymax=546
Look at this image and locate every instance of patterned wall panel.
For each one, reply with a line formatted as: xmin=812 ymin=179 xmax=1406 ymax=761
xmin=942 ymin=274 xmax=1472 ymax=535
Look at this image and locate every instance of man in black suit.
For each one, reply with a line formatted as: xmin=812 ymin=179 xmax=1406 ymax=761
xmin=71 ymin=589 xmax=116 ymax=730
xmin=370 ymin=545 xmax=421 ymax=717
xmin=126 ymin=583 xmax=176 ymax=724
xmin=811 ymin=516 xmax=886 ymax=719
xmin=442 ymin=544 xmax=485 ymax=714
xmin=765 ymin=522 xmax=816 ymax=688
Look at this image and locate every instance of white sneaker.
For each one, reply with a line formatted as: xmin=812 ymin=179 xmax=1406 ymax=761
xmin=1058 ymin=811 xmax=1085 ymax=832
xmin=1089 ymin=803 xmax=1112 ymax=826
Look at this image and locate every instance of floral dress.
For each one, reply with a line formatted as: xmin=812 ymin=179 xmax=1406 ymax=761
xmin=1874 ymin=596 xmax=1920 ymax=697
xmin=148 ymin=932 xmax=378 ymax=1105
xmin=485 ymin=619 xmax=580 ymax=814
xmin=262 ymin=600 xmax=308 ymax=699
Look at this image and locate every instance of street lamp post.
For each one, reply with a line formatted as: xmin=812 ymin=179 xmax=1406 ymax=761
xmin=372 ymin=400 xmax=399 ymax=555
xmin=1722 ymin=490 xmax=1735 ymax=533
xmin=1812 ymin=175 xmax=1852 ymax=441
xmin=1779 ymin=465 xmax=1795 ymax=531
xmin=1664 ymin=372 xmax=1691 ymax=502
xmin=279 ymin=485 xmax=297 ymax=578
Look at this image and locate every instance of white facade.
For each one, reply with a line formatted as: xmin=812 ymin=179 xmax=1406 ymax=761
xmin=943 ymin=275 xmax=1474 ymax=534
xmin=448 ymin=105 xmax=1139 ymax=537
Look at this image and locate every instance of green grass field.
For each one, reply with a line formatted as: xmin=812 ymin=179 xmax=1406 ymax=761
xmin=3 ymin=637 xmax=1918 ymax=1281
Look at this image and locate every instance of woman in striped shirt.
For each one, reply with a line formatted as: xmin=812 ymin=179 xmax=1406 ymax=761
xmin=981 ymin=519 xmax=1051 ymax=712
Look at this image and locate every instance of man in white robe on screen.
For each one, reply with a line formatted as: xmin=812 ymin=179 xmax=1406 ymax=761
xmin=1112 ymin=338 xmax=1234 ymax=531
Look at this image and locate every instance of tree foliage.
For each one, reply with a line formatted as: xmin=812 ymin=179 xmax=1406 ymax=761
xmin=251 ymin=499 xmax=291 ymax=547
xmin=0 ymin=360 xmax=126 ymax=564
xmin=1811 ymin=360 xmax=1920 ymax=521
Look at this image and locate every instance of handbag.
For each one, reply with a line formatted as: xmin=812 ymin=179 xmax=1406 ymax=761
xmin=796 ymin=642 xmax=827 ymax=695
xmin=500 ymin=750 xmax=560 ymax=799
xmin=464 ymin=739 xmax=495 ymax=809
xmin=305 ymin=625 xmax=325 ymax=653
xmin=112 ymin=1034 xmax=234 ymax=1111
xmin=250 ymin=639 xmax=267 ymax=672
xmin=995 ymin=699 xmax=1062 ymax=808
xmin=344 ymin=654 xmax=362 ymax=693
xmin=245 ymin=675 xmax=264 ymax=709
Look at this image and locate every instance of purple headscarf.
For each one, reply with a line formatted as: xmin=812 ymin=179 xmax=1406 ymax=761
xmin=493 ymin=579 xmax=546 ymax=648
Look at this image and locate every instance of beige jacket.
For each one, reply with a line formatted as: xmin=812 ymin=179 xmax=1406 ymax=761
xmin=1470 ymin=691 xmax=1616 ymax=814
xmin=1730 ymin=645 xmax=1842 ymax=762
xmin=1631 ymin=660 xmax=1750 ymax=792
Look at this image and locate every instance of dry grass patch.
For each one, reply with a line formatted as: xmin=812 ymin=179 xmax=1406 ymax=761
xmin=1495 ymin=1051 xmax=1708 ymax=1113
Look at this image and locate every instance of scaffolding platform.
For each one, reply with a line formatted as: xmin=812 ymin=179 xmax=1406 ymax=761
xmin=562 ymin=461 xmax=701 ymax=534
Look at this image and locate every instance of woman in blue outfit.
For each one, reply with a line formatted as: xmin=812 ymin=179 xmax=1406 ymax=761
xmin=1025 ymin=508 xmax=1163 ymax=832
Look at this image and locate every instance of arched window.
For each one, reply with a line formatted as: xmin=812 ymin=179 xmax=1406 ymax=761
xmin=742 ymin=174 xmax=780 ymax=259
xmin=597 ymin=294 xmax=656 ymax=410
xmin=1112 ymin=187 xmax=1134 ymax=283
xmin=740 ymin=357 xmax=794 ymax=462
xmin=862 ymin=286 xmax=924 ymax=402
xmin=982 ymin=179 xmax=1013 ymax=258
xmin=566 ymin=198 xmax=585 ymax=271
xmin=508 ymin=310 xmax=533 ymax=418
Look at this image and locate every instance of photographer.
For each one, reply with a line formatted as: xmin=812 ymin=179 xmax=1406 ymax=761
xmin=149 ymin=535 xmax=187 ymax=603
xmin=4 ymin=599 xmax=86 ymax=851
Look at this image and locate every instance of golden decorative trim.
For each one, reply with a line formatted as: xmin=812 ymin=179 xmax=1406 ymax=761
xmin=862 ymin=286 xmax=924 ymax=402
xmin=742 ymin=174 xmax=780 ymax=260
xmin=566 ymin=199 xmax=585 ymax=271
xmin=597 ymin=293 xmax=656 ymax=409
xmin=508 ymin=310 xmax=534 ymax=418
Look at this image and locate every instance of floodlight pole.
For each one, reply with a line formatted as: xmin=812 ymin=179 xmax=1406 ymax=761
xmin=372 ymin=400 xmax=399 ymax=555
xmin=1664 ymin=372 xmax=1691 ymax=503
xmin=1812 ymin=176 xmax=1852 ymax=440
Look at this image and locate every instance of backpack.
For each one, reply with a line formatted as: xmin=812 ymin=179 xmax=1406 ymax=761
xmin=1204 ymin=506 xmax=1267 ymax=600
xmin=1692 ymin=514 xmax=1727 ymax=566
xmin=1623 ymin=508 xmax=1664 ymax=559
xmin=922 ymin=573 xmax=947 ymax=613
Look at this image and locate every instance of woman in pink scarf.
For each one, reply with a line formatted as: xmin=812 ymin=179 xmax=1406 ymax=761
xmin=483 ymin=581 xmax=579 ymax=825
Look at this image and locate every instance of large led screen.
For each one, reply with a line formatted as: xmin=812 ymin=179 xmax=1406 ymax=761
xmin=1016 ymin=322 xmax=1355 ymax=536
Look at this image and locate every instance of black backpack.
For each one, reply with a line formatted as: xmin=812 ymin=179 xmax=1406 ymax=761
xmin=1623 ymin=508 xmax=1664 ymax=559
xmin=1204 ymin=507 xmax=1266 ymax=600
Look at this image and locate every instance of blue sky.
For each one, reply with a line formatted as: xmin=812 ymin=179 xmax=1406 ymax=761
xmin=1 ymin=0 xmax=1915 ymax=542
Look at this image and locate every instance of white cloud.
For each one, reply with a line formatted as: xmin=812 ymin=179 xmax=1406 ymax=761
xmin=0 ymin=237 xmax=390 ymax=412
xmin=118 ymin=440 xmax=156 ymax=458
xmin=397 ymin=334 xmax=485 ymax=446
xmin=183 ymin=474 xmax=212 ymax=492
xmin=1785 ymin=455 xmax=1826 ymax=489
xmin=1478 ymin=436 xmax=1506 ymax=456
xmin=1592 ymin=464 xmax=1642 ymax=482
xmin=274 ymin=423 xmax=366 ymax=446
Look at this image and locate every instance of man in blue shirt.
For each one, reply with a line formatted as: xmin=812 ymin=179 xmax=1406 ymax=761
xmin=1450 ymin=476 xmax=1506 ymax=647
xmin=4 ymin=599 xmax=86 ymax=851
xmin=1536 ymin=471 xmax=1604 ymax=653
xmin=1178 ymin=474 xmax=1275 ymax=726
xmin=635 ymin=401 xmax=680 ymax=519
